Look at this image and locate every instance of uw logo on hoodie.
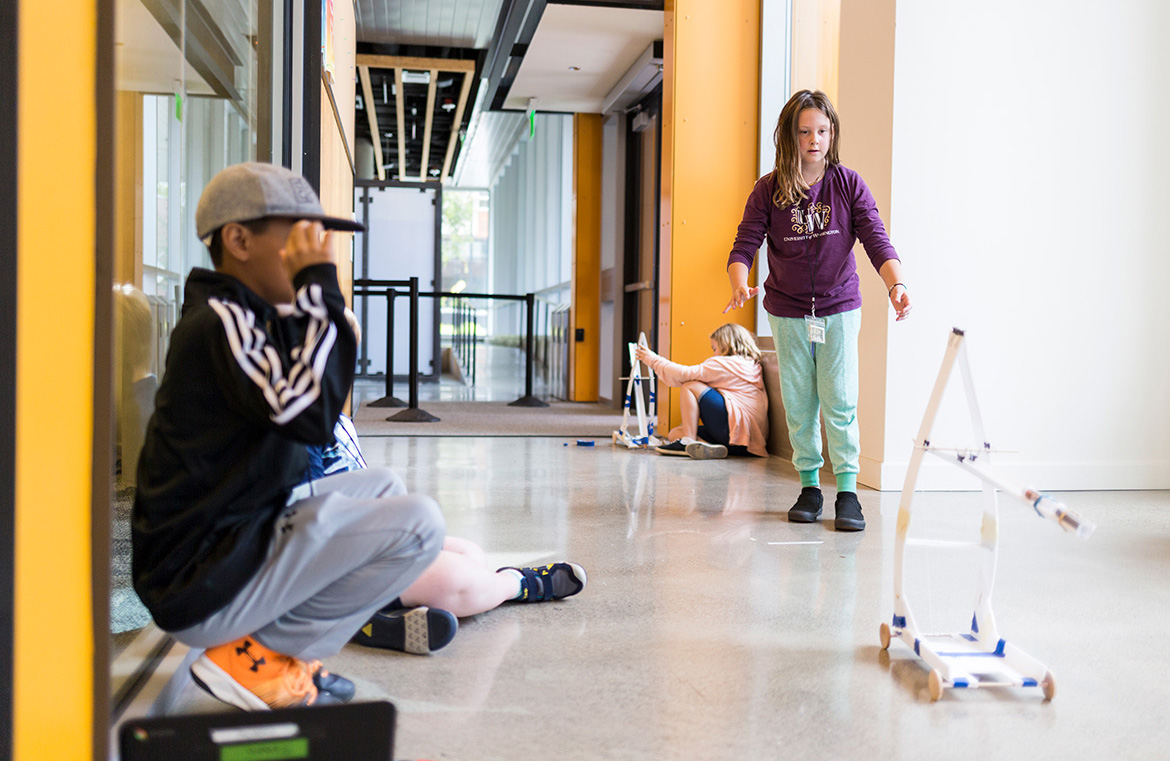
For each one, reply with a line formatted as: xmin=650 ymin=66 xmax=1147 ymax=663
xmin=791 ymin=202 xmax=831 ymax=235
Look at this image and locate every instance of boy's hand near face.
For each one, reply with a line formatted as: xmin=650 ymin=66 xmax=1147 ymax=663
xmin=281 ymin=220 xmax=334 ymax=280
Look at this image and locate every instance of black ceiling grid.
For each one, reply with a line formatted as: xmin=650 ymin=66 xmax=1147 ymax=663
xmin=354 ymin=44 xmax=485 ymax=181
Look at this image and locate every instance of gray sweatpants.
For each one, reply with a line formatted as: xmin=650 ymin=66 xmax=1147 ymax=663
xmin=171 ymin=468 xmax=445 ymax=661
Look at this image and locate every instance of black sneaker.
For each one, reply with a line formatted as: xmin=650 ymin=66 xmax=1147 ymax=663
xmin=656 ymin=440 xmax=689 ymax=456
xmin=685 ymin=441 xmax=728 ymax=460
xmin=351 ymin=606 xmax=458 ymax=655
xmin=834 ymin=491 xmax=866 ymax=531
xmin=312 ymin=667 xmax=356 ymax=703
xmin=500 ymin=562 xmax=587 ymax=602
xmin=788 ymin=487 xmax=824 ymax=522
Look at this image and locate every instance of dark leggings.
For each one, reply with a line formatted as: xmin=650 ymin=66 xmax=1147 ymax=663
xmin=696 ymin=388 xmax=749 ymax=456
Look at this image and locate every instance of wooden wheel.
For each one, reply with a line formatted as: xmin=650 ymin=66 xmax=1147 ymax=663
xmin=928 ymin=669 xmax=944 ymax=701
xmin=1041 ymin=670 xmax=1056 ymax=701
xmin=879 ymin=623 xmax=891 ymax=650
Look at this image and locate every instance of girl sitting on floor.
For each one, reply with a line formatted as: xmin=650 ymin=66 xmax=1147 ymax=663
xmin=635 ymin=323 xmax=769 ymax=460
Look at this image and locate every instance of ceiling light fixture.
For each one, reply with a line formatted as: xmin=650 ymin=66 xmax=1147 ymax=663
xmin=402 ymin=70 xmax=431 ymax=85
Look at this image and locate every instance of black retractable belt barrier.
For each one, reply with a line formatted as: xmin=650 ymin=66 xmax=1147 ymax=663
xmin=447 ymin=296 xmax=478 ymax=387
xmin=364 ymin=288 xmax=406 ymax=408
xmin=467 ymin=299 xmax=478 ymax=385
xmin=509 ymin=292 xmax=549 ymax=407
xmin=355 ymin=281 xmax=549 ymax=410
xmin=353 ymin=277 xmax=438 ymax=422
xmin=386 ymin=277 xmax=440 ymax=422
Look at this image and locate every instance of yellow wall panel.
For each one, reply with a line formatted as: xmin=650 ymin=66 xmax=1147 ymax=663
xmin=16 ymin=1 xmax=97 ymax=759
xmin=660 ymin=0 xmax=760 ymax=427
xmin=572 ymin=114 xmax=602 ymax=401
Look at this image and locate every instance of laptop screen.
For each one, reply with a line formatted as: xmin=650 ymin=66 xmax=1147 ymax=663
xmin=119 ymin=701 xmax=395 ymax=761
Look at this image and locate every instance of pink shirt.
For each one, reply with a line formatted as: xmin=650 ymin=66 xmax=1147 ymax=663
xmin=643 ymin=352 xmax=770 ymax=457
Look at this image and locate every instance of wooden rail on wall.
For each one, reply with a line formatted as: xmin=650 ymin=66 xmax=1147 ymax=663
xmin=318 ymin=0 xmax=357 ymax=303
xmin=355 ymin=55 xmax=476 ymax=183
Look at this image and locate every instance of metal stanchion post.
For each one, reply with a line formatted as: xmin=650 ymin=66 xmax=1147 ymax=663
xmin=469 ymin=301 xmax=478 ymax=386
xmin=388 ymin=276 xmax=439 ymax=422
xmin=463 ymin=299 xmax=471 ymax=379
xmin=462 ymin=299 xmax=469 ymax=370
xmin=509 ymin=292 xmax=549 ymax=407
xmin=367 ymin=288 xmax=407 ymax=408
xmin=455 ymin=297 xmax=464 ymax=377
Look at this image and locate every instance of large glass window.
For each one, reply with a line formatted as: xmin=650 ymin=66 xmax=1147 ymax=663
xmin=111 ymin=0 xmax=285 ymax=645
xmin=442 ymin=189 xmax=491 ymax=295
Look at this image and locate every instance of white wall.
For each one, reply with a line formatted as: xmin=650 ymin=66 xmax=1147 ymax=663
xmin=599 ymin=114 xmax=624 ymax=402
xmin=754 ymin=0 xmax=792 ymax=337
xmin=876 ymin=0 xmax=1170 ymax=490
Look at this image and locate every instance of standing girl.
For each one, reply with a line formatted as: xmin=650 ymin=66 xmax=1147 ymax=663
xmin=725 ymin=89 xmax=911 ymax=531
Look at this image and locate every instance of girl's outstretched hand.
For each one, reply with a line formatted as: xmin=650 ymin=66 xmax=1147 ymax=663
xmin=889 ymin=284 xmax=912 ymax=321
xmin=723 ymin=286 xmax=760 ymax=314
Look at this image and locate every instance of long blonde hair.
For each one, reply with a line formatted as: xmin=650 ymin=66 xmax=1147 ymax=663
xmin=770 ymin=89 xmax=841 ymax=208
xmin=711 ymin=323 xmax=761 ymax=364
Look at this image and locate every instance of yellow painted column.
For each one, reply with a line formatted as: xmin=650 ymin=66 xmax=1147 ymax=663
xmin=571 ymin=114 xmax=602 ymax=402
xmin=660 ymin=0 xmax=760 ymax=428
xmin=16 ymin=1 xmax=99 ymax=758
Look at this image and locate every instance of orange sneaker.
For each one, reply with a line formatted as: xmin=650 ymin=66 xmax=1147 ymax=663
xmin=191 ymin=636 xmax=334 ymax=710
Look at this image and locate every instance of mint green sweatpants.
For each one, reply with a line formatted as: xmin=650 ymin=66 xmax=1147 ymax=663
xmin=767 ymin=309 xmax=861 ymax=491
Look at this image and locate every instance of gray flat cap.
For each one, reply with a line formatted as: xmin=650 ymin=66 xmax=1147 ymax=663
xmin=196 ymin=162 xmax=365 ymax=242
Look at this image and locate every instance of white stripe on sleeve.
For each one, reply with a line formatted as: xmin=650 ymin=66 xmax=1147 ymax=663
xmin=209 ymin=284 xmax=339 ymax=426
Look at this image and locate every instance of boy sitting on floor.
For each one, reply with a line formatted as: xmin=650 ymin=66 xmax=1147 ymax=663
xmin=133 ymin=162 xmax=446 ymax=710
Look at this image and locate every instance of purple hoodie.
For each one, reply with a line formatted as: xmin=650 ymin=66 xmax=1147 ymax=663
xmin=727 ymin=164 xmax=899 ymax=319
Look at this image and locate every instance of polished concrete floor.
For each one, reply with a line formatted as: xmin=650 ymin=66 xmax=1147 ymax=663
xmin=340 ymin=439 xmax=1170 ymax=761
xmin=163 ymin=432 xmax=1170 ymax=760
xmin=158 ymin=348 xmax=1170 ymax=760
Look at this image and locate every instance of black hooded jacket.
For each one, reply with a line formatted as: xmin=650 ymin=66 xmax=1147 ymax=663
xmin=132 ymin=264 xmax=356 ymax=631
